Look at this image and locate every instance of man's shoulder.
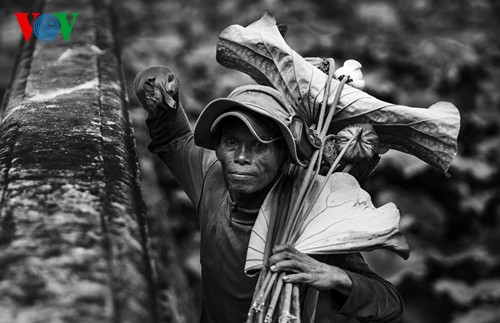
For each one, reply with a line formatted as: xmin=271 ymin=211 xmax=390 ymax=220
xmin=202 ymin=159 xmax=225 ymax=189
xmin=197 ymin=159 xmax=228 ymax=215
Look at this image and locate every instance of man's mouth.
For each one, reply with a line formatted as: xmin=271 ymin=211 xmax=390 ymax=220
xmin=228 ymin=171 xmax=256 ymax=179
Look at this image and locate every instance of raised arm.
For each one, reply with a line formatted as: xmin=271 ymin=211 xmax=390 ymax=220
xmin=134 ymin=66 xmax=217 ymax=209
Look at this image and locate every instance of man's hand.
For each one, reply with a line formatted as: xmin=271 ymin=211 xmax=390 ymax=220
xmin=268 ymin=244 xmax=353 ymax=295
xmin=134 ymin=66 xmax=180 ymax=117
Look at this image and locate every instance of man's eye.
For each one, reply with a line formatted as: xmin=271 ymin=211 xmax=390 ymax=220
xmin=226 ymin=138 xmax=237 ymax=146
xmin=254 ymin=142 xmax=265 ymax=149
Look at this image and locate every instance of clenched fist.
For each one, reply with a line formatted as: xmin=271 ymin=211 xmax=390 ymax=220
xmin=134 ymin=66 xmax=180 ymax=117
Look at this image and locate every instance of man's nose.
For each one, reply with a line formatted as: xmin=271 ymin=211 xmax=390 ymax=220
xmin=235 ymin=144 xmax=251 ymax=165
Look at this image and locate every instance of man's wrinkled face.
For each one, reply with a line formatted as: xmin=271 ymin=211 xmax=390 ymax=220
xmin=215 ymin=120 xmax=286 ymax=198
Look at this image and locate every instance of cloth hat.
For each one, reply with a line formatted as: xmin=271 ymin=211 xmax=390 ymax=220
xmin=194 ymin=85 xmax=306 ymax=166
xmin=210 ymin=109 xmax=283 ymax=143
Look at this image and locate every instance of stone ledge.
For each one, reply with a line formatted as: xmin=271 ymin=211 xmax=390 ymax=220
xmin=0 ymin=1 xmax=160 ymax=322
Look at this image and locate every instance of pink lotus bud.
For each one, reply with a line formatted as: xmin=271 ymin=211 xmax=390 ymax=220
xmin=334 ymin=59 xmax=365 ymax=90
xmin=336 ymin=124 xmax=379 ymax=161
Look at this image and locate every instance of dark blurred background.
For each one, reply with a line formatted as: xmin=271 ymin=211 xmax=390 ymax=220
xmin=1 ymin=1 xmax=500 ymax=322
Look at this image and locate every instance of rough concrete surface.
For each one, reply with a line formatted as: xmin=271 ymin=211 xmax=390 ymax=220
xmin=0 ymin=0 xmax=163 ymax=322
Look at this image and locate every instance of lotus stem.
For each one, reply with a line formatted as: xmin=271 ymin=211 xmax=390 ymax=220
xmin=286 ymin=167 xmax=320 ymax=243
xmin=293 ymin=128 xmax=363 ymax=241
xmin=258 ymin=311 xmax=266 ymax=323
xmin=342 ymin=163 xmax=356 ymax=173
xmin=248 ymin=271 xmax=275 ymax=323
xmin=291 ymin=70 xmax=349 ymax=238
xmin=264 ymin=273 xmax=286 ymax=323
xmin=274 ymin=166 xmax=301 ymax=242
xmin=251 ymin=170 xmax=296 ymax=321
xmin=279 ymin=57 xmax=347 ymax=246
xmin=320 ymin=75 xmax=349 ymax=138
xmin=288 ymin=75 xmax=353 ymax=243
xmin=258 ymin=173 xmax=289 ymax=286
xmin=292 ymin=134 xmax=334 ymax=237
xmin=301 ymin=137 xmax=327 ymax=212
xmin=256 ymin=51 xmax=350 ymax=323
xmin=257 ymin=272 xmax=279 ymax=312
xmin=252 ymin=271 xmax=274 ymax=310
xmin=316 ymin=58 xmax=336 ymax=134
xmin=278 ymin=150 xmax=320 ymax=244
xmin=278 ymin=282 xmax=293 ymax=322
xmin=291 ymin=284 xmax=301 ymax=321
xmin=277 ymin=284 xmax=287 ymax=321
xmin=248 ymin=310 xmax=255 ymax=323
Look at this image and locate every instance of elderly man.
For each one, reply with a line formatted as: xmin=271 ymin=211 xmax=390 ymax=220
xmin=135 ymin=66 xmax=403 ymax=323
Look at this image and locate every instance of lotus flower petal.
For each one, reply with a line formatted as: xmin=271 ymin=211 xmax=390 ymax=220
xmin=216 ymin=11 xmax=460 ymax=173
xmin=349 ymin=79 xmax=366 ymax=90
xmin=245 ymin=172 xmax=410 ymax=274
xmin=334 ymin=59 xmax=365 ymax=90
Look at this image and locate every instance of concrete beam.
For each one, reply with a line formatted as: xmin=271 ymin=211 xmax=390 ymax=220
xmin=0 ymin=1 xmax=162 ymax=322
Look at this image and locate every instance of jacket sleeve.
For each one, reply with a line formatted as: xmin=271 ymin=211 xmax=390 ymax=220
xmin=327 ymin=253 xmax=404 ymax=323
xmin=145 ymin=105 xmax=217 ymax=209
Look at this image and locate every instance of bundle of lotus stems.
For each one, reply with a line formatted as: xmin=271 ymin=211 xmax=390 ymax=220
xmin=246 ymin=59 xmax=400 ymax=323
xmin=214 ymin=11 xmax=460 ymax=323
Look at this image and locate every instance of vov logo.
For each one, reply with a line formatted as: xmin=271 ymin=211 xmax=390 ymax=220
xmin=15 ymin=12 xmax=79 ymax=42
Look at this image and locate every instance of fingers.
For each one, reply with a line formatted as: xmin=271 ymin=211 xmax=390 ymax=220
xmin=282 ymin=267 xmax=338 ymax=291
xmin=282 ymin=273 xmax=310 ymax=284
xmin=272 ymin=243 xmax=296 ymax=254
xmin=267 ymin=250 xmax=340 ymax=290
xmin=268 ymin=246 xmax=318 ymax=276
xmin=268 ymin=251 xmax=291 ymax=266
xmin=268 ymin=244 xmax=299 ymax=265
xmin=270 ymin=260 xmax=306 ymax=273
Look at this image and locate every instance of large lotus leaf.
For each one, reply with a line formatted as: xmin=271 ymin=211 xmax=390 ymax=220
xmin=245 ymin=172 xmax=410 ymax=274
xmin=216 ymin=11 xmax=460 ymax=173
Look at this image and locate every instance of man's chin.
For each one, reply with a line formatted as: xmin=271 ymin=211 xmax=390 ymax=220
xmin=229 ymin=184 xmax=258 ymax=195
xmin=226 ymin=173 xmax=272 ymax=196
xmin=227 ymin=180 xmax=262 ymax=196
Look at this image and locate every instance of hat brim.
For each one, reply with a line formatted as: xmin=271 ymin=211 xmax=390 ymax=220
xmin=211 ymin=110 xmax=283 ymax=144
xmin=194 ymin=98 xmax=306 ymax=166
